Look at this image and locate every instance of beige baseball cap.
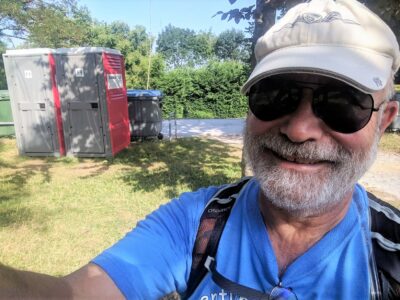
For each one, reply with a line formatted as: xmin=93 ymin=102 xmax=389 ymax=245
xmin=241 ymin=0 xmax=400 ymax=94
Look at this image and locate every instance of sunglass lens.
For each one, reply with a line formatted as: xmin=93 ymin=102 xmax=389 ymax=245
xmin=313 ymin=89 xmax=374 ymax=134
xmin=270 ymin=286 xmax=298 ymax=300
xmin=249 ymin=79 xmax=300 ymax=121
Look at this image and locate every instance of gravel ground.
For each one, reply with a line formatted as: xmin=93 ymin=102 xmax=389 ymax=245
xmin=359 ymin=152 xmax=400 ymax=204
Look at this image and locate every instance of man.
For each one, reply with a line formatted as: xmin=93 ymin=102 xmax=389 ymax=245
xmin=1 ymin=0 xmax=399 ymax=299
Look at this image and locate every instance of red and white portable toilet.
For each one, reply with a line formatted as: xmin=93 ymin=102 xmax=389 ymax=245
xmin=55 ymin=47 xmax=130 ymax=157
xmin=2 ymin=48 xmax=66 ymax=156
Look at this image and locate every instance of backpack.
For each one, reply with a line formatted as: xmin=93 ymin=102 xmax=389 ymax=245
xmin=183 ymin=177 xmax=400 ymax=300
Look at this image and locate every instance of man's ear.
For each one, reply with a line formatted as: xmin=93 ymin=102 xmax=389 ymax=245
xmin=379 ymin=100 xmax=399 ymax=136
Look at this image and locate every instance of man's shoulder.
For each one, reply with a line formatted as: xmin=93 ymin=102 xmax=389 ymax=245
xmin=158 ymin=178 xmax=256 ymax=225
xmin=205 ymin=177 xmax=255 ymax=203
xmin=179 ymin=177 xmax=257 ymax=209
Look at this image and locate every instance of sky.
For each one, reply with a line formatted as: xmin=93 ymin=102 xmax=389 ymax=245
xmin=78 ymin=0 xmax=255 ymax=38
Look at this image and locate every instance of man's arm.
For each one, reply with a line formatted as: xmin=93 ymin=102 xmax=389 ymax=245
xmin=0 ymin=263 xmax=124 ymax=299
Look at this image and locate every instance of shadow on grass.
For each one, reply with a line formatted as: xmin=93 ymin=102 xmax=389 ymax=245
xmin=0 ymin=138 xmax=17 ymax=168
xmin=0 ymin=138 xmax=54 ymax=226
xmin=0 ymin=207 xmax=33 ymax=227
xmin=0 ymin=164 xmax=53 ymax=204
xmin=0 ymin=137 xmax=241 ymax=226
xmin=115 ymin=138 xmax=241 ymax=199
xmin=74 ymin=164 xmax=112 ymax=179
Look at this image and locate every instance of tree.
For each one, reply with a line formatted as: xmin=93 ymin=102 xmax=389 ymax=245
xmin=125 ymin=50 xmax=165 ymax=89
xmin=217 ymin=0 xmax=400 ymax=67
xmin=157 ymin=25 xmax=194 ymax=69
xmin=214 ymin=29 xmax=251 ymax=63
xmin=88 ymin=22 xmax=165 ymax=89
xmin=109 ymin=21 xmax=130 ymax=38
xmin=90 ymin=21 xmax=141 ymax=52
xmin=156 ymin=25 xmax=215 ymax=69
xmin=191 ymin=31 xmax=215 ymax=66
xmin=0 ymin=0 xmax=34 ymax=43
xmin=0 ymin=0 xmax=92 ymax=47
xmin=215 ymin=0 xmax=302 ymax=68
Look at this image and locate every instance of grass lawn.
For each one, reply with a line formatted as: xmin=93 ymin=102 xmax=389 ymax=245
xmin=0 ymin=137 xmax=242 ymax=276
xmin=0 ymin=132 xmax=398 ymax=276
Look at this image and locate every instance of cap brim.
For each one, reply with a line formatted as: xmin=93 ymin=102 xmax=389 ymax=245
xmin=241 ymin=46 xmax=393 ymax=94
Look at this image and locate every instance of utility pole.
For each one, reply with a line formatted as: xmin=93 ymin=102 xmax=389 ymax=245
xmin=146 ymin=0 xmax=152 ymax=90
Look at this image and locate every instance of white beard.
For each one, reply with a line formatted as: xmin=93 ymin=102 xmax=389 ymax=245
xmin=243 ymin=125 xmax=379 ymax=217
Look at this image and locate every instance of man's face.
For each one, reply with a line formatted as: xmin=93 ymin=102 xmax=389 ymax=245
xmin=244 ymin=74 xmax=391 ymax=217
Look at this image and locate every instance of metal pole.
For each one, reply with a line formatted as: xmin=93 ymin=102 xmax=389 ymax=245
xmin=146 ymin=0 xmax=152 ymax=90
xmin=174 ymin=111 xmax=177 ymax=139
xmin=168 ymin=113 xmax=172 ymax=141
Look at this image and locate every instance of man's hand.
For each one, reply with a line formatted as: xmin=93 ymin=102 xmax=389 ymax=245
xmin=0 ymin=263 xmax=124 ymax=299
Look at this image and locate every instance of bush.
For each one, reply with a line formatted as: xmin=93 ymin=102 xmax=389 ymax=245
xmin=156 ymin=60 xmax=249 ymax=119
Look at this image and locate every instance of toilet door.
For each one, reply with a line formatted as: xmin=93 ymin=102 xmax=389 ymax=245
xmin=56 ymin=53 xmax=105 ymax=155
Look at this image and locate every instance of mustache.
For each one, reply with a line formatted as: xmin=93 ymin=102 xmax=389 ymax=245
xmin=247 ymin=131 xmax=352 ymax=163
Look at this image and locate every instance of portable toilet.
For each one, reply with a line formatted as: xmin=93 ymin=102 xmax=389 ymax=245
xmin=2 ymin=49 xmax=65 ymax=156
xmin=54 ymin=47 xmax=130 ymax=157
xmin=127 ymin=89 xmax=163 ymax=140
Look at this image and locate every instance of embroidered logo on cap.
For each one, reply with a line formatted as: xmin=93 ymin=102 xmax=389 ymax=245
xmin=278 ymin=12 xmax=360 ymax=31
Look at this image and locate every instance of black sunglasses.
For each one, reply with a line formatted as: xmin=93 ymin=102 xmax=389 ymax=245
xmin=248 ymin=77 xmax=382 ymax=134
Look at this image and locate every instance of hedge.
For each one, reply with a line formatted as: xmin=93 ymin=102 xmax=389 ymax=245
xmin=156 ymin=60 xmax=249 ymax=119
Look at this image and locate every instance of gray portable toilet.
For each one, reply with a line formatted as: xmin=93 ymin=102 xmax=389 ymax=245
xmin=54 ymin=47 xmax=130 ymax=157
xmin=2 ymin=49 xmax=66 ymax=156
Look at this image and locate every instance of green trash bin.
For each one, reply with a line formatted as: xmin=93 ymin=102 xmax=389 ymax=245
xmin=0 ymin=90 xmax=15 ymax=137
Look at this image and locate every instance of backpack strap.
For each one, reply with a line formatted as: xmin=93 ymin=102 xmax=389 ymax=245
xmin=184 ymin=177 xmax=251 ymax=299
xmin=184 ymin=185 xmax=400 ymax=299
xmin=368 ymin=192 xmax=400 ymax=300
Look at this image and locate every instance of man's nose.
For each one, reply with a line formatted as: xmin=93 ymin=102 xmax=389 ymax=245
xmin=279 ymin=89 xmax=325 ymax=143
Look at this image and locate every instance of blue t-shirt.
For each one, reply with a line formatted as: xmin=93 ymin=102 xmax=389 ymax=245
xmin=92 ymin=178 xmax=372 ymax=299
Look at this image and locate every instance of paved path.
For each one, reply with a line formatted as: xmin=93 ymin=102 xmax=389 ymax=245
xmin=161 ymin=118 xmax=399 ymax=203
xmin=161 ymin=118 xmax=244 ymax=138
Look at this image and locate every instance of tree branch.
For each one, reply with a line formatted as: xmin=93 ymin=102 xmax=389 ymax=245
xmin=0 ymin=32 xmax=27 ymax=40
